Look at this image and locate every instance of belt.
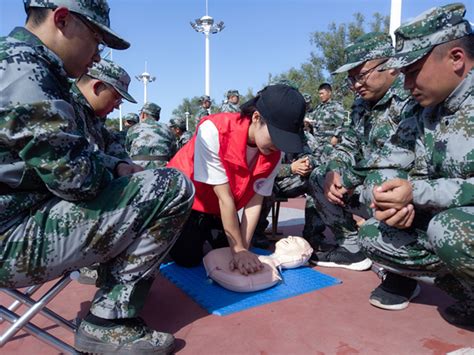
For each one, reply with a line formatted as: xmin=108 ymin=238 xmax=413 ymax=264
xmin=131 ymin=155 xmax=169 ymax=162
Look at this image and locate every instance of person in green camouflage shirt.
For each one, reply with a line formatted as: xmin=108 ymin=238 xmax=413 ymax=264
xmin=123 ymin=112 xmax=139 ymax=129
xmin=169 ymin=116 xmax=193 ymax=150
xmin=308 ymin=32 xmax=417 ymax=271
xmin=194 ymin=95 xmax=212 ymax=129
xmin=0 ymin=1 xmax=194 ymax=353
xmin=356 ymin=3 xmax=474 ymax=327
xmin=126 ymin=102 xmax=177 ymax=168
xmin=73 ymin=58 xmax=137 ymax=164
xmin=73 ymin=58 xmax=143 ymax=284
xmin=310 ymin=83 xmax=348 ymax=160
xmin=220 ymin=89 xmax=241 ymax=113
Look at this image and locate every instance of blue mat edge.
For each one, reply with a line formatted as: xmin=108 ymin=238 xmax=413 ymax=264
xmin=210 ymin=273 xmax=341 ymax=316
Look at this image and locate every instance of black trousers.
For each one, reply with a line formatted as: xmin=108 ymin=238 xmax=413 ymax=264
xmin=169 ymin=210 xmax=228 ymax=267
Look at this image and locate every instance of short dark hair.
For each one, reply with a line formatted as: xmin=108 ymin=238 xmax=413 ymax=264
xmin=76 ymin=74 xmax=95 ymax=85
xmin=25 ymin=7 xmax=51 ymax=27
xmin=434 ymin=34 xmax=474 ymax=60
xmin=239 ymin=95 xmax=267 ymax=124
xmin=318 ymin=83 xmax=332 ymax=92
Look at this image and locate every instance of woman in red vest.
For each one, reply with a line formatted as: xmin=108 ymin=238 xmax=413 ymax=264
xmin=168 ymin=84 xmax=306 ymax=275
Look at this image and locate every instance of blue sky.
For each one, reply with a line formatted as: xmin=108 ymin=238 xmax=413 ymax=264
xmin=1 ymin=0 xmax=472 ymax=122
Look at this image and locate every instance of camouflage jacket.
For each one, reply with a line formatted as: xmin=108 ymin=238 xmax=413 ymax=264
xmin=177 ymin=130 xmax=193 ymax=150
xmin=70 ymin=83 xmax=131 ymax=169
xmin=362 ymin=68 xmax=474 ymax=214
xmin=327 ymin=75 xmax=416 ymax=189
xmin=277 ymin=131 xmax=318 ymax=178
xmin=310 ymin=99 xmax=348 ymax=140
xmin=125 ymin=118 xmax=177 ymax=167
xmin=220 ymin=102 xmax=240 ymax=113
xmin=194 ymin=107 xmax=210 ymax=128
xmin=0 ymin=28 xmax=114 ymax=231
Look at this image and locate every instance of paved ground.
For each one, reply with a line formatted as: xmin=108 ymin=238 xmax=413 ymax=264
xmin=1 ymin=197 xmax=473 ymax=354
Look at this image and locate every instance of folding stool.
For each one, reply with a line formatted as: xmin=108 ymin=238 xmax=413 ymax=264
xmin=0 ymin=271 xmax=80 ymax=354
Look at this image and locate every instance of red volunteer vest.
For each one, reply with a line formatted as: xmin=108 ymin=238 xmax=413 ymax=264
xmin=167 ymin=113 xmax=281 ymax=215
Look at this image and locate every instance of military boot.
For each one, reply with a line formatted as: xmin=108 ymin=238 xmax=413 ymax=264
xmin=75 ymin=314 xmax=174 ymax=354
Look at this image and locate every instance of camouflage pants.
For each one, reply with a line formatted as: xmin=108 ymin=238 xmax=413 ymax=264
xmin=309 ymin=168 xmax=371 ymax=253
xmin=359 ymin=207 xmax=474 ymax=301
xmin=0 ymin=169 xmax=194 ymax=319
xmin=254 ymin=174 xmax=324 ymax=238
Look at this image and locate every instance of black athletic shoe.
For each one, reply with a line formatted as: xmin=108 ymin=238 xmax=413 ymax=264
xmin=369 ymin=272 xmax=420 ymax=310
xmin=439 ymin=301 xmax=474 ymax=327
xmin=309 ymin=246 xmax=372 ymax=271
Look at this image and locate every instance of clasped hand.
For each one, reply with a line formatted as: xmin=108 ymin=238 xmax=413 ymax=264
xmin=371 ymin=178 xmax=415 ymax=229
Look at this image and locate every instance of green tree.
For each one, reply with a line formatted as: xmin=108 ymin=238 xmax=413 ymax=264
xmin=172 ymin=96 xmax=221 ymax=132
xmin=271 ymin=12 xmax=389 ymax=110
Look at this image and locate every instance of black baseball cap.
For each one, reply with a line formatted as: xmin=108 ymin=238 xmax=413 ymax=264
xmin=241 ymin=84 xmax=306 ymax=153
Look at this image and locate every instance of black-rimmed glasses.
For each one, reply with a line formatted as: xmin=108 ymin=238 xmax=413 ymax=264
xmin=72 ymin=13 xmax=106 ymax=55
xmin=346 ymin=59 xmax=389 ymax=86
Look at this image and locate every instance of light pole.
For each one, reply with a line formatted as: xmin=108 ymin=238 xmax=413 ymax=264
xmin=135 ymin=61 xmax=156 ymax=104
xmin=389 ymin=0 xmax=402 ymax=45
xmin=190 ymin=0 xmax=224 ymax=96
xmin=185 ymin=111 xmax=190 ymax=131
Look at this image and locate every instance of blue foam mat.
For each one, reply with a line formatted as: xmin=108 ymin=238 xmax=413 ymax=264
xmin=160 ymin=250 xmax=341 ymax=316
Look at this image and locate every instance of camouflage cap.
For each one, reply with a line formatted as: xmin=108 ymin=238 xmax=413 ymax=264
xmin=87 ymin=59 xmax=136 ymax=103
xmin=24 ymin=0 xmax=130 ymax=49
xmin=123 ymin=112 xmax=139 ymax=123
xmin=383 ymin=3 xmax=472 ymax=70
xmin=332 ymin=32 xmax=394 ymax=74
xmin=141 ymin=102 xmax=161 ymax=119
xmin=200 ymin=95 xmax=211 ymax=102
xmin=169 ymin=117 xmax=187 ymax=131
xmin=226 ymin=89 xmax=240 ymax=98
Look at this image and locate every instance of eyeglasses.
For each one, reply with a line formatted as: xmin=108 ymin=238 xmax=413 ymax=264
xmin=346 ymin=59 xmax=389 ymax=86
xmin=72 ymin=13 xmax=106 ymax=55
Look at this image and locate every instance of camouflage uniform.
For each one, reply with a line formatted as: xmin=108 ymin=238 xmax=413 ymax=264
xmin=309 ymin=32 xmax=416 ymax=255
xmin=194 ymin=95 xmax=211 ymax=129
xmin=357 ymin=4 xmax=474 ymax=321
xmin=126 ymin=118 xmax=177 ymax=169
xmin=310 ymin=99 xmax=348 ymax=161
xmin=169 ymin=117 xmax=193 ymax=150
xmin=220 ymin=89 xmax=240 ymax=113
xmin=0 ymin=7 xmax=194 ymax=352
xmin=253 ymin=126 xmax=325 ymax=248
xmin=71 ymin=58 xmax=137 ymax=164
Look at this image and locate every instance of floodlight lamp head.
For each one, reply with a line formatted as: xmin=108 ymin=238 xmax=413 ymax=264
xmin=200 ymin=15 xmax=214 ymax=25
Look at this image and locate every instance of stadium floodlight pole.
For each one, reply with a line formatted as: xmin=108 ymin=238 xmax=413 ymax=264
xmin=119 ymin=104 xmax=123 ymax=131
xmin=185 ymin=111 xmax=190 ymax=131
xmin=389 ymin=0 xmax=402 ymax=45
xmin=190 ymin=0 xmax=224 ymax=96
xmin=135 ymin=61 xmax=156 ymax=104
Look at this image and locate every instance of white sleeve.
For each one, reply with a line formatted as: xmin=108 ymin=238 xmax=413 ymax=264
xmin=253 ymin=153 xmax=283 ymax=196
xmin=194 ymin=120 xmax=229 ymax=185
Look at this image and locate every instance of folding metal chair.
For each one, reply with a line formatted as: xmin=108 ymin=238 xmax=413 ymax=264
xmin=0 ymin=271 xmax=80 ymax=354
xmin=271 ymin=196 xmax=289 ymax=239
